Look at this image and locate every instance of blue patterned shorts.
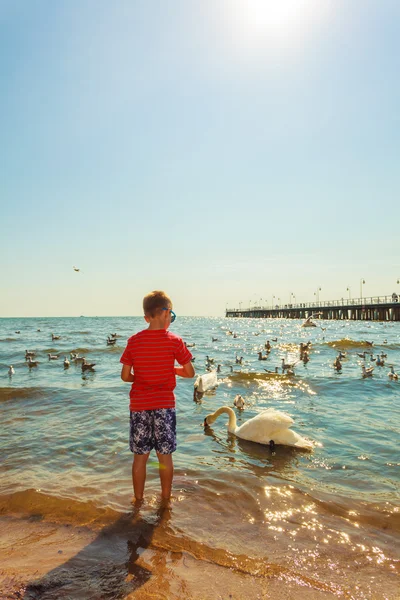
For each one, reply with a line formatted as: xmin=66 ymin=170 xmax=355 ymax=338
xmin=129 ymin=408 xmax=177 ymax=455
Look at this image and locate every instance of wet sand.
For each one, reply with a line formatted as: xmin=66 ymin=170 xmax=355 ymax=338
xmin=0 ymin=489 xmax=399 ymax=600
xmin=0 ymin=516 xmax=347 ymax=600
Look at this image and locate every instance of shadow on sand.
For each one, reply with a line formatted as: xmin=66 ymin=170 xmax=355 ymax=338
xmin=22 ymin=501 xmax=172 ymax=599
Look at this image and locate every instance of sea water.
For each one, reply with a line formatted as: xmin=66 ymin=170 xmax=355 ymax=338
xmin=0 ymin=316 xmax=399 ymax=598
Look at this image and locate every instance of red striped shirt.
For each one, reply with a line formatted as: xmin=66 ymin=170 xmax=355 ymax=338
xmin=120 ymin=329 xmax=193 ymax=411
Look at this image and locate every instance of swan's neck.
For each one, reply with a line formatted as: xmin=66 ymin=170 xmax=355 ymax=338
xmin=208 ymin=406 xmax=237 ymax=433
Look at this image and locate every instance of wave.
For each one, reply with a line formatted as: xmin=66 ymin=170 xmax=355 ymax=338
xmin=0 ymin=338 xmax=19 ymax=342
xmin=0 ymin=489 xmax=346 ymax=598
xmin=69 ymin=331 xmax=91 ymax=334
xmin=327 ymin=338 xmax=377 ymax=349
xmin=0 ymin=387 xmax=56 ymax=403
xmin=69 ymin=346 xmax=122 ymax=354
xmin=227 ymin=371 xmax=292 ymax=382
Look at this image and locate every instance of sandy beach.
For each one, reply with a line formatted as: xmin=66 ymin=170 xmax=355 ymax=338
xmin=0 ymin=487 xmax=399 ymax=600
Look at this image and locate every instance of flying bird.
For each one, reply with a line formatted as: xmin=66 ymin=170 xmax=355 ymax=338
xmin=73 ymin=266 xmax=81 ymax=272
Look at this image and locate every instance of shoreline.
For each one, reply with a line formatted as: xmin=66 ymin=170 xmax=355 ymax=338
xmin=0 ymin=488 xmax=399 ymax=600
xmin=0 ymin=515 xmax=354 ymax=600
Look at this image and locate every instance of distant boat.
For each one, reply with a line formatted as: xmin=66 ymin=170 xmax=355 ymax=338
xmin=301 ymin=313 xmax=322 ymax=328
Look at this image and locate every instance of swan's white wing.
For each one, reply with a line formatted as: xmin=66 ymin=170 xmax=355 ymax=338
xmin=271 ymin=428 xmax=314 ymax=450
xmin=236 ymin=409 xmax=294 ymax=444
xmin=196 ymin=371 xmax=217 ymax=393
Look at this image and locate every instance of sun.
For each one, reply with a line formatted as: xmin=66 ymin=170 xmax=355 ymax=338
xmin=223 ymin=0 xmax=331 ymax=49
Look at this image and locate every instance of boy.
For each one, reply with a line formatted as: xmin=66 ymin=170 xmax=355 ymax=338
xmin=120 ymin=290 xmax=195 ymax=502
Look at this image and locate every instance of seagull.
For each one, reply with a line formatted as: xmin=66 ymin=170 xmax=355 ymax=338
xmin=8 ymin=366 xmax=14 ymax=376
xmin=217 ymin=364 xmax=222 ymax=373
xmin=338 ymin=350 xmax=347 ymax=360
xmin=73 ymin=266 xmax=81 ymax=272
xmin=388 ymin=366 xmax=398 ymax=381
xmin=27 ymin=357 xmax=38 ymax=367
xmin=271 ymin=337 xmax=278 ymax=342
xmin=376 ymin=355 xmax=385 ymax=366
xmin=233 ymin=395 xmax=245 ymax=410
xmin=235 ymin=356 xmax=243 ymax=365
xmin=25 ymin=350 xmax=36 ymax=359
xmin=48 ymin=354 xmax=59 ymax=360
xmin=356 ymin=351 xmax=367 ymax=359
xmin=51 ymin=334 xmax=61 ymax=341
xmin=212 ymin=337 xmax=219 ymax=342
xmin=365 ymin=341 xmax=374 ymax=347
xmin=258 ymin=352 xmax=268 ymax=361
xmin=362 ymin=365 xmax=374 ymax=378
xmin=333 ymin=356 xmax=342 ymax=371
xmin=281 ymin=357 xmax=300 ymax=371
xmin=64 ymin=357 xmax=70 ymax=368
xmin=82 ymin=358 xmax=96 ymax=371
xmin=264 ymin=367 xmax=279 ymax=374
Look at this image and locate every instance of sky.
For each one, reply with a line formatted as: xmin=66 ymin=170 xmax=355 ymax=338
xmin=1 ymin=0 xmax=399 ymax=317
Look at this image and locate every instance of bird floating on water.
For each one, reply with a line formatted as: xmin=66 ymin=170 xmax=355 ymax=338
xmin=204 ymin=406 xmax=314 ymax=450
xmin=82 ymin=359 xmax=96 ymax=371
xmin=362 ymin=365 xmax=374 ymax=378
xmin=64 ymin=357 xmax=70 ymax=368
xmin=233 ymin=395 xmax=245 ymax=410
xmin=27 ymin=357 xmax=38 ymax=367
xmin=48 ymin=354 xmax=59 ymax=360
xmin=333 ymin=356 xmax=342 ymax=371
xmin=388 ymin=366 xmax=398 ymax=380
xmin=8 ymin=366 xmax=14 ymax=376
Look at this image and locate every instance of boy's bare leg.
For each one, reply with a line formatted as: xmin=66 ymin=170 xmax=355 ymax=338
xmin=156 ymin=452 xmax=173 ymax=499
xmin=132 ymin=453 xmax=149 ymax=501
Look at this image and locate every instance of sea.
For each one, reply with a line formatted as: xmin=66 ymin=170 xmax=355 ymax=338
xmin=0 ymin=316 xmax=399 ymax=599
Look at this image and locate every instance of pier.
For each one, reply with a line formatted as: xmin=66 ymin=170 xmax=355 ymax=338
xmin=226 ymin=295 xmax=400 ymax=321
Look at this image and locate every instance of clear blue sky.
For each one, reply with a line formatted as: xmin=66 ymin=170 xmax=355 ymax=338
xmin=1 ymin=0 xmax=399 ymax=316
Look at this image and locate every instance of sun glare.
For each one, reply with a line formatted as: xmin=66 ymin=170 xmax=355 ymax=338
xmin=223 ymin=0 xmax=331 ymax=50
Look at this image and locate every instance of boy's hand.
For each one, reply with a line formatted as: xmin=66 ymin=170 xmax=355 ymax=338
xmin=121 ymin=364 xmax=135 ymax=382
xmin=175 ymin=362 xmax=195 ymax=378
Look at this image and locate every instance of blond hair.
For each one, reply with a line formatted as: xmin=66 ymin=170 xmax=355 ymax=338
xmin=143 ymin=290 xmax=172 ymax=317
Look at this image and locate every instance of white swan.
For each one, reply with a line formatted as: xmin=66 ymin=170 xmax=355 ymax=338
xmin=193 ymin=371 xmax=218 ymax=401
xmin=204 ymin=406 xmax=314 ymax=450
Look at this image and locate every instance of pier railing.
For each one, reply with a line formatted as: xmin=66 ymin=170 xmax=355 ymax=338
xmin=227 ymin=295 xmax=398 ymax=313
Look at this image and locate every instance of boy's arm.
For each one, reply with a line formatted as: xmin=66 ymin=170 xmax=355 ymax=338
xmin=121 ymin=364 xmax=134 ymax=382
xmin=175 ymin=361 xmax=195 ymax=378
